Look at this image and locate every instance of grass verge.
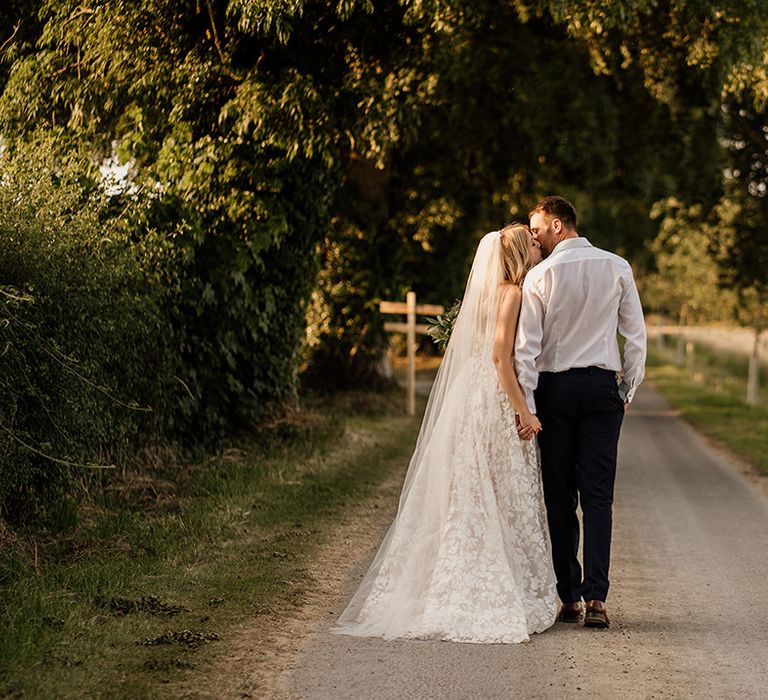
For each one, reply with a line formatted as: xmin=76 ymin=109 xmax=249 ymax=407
xmin=647 ymin=343 xmax=768 ymax=475
xmin=0 ymin=389 xmax=422 ymax=698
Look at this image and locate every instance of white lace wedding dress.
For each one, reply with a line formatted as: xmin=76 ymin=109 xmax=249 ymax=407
xmin=333 ymin=232 xmax=558 ymax=644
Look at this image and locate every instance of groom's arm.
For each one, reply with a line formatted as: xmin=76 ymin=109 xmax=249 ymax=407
xmin=617 ymin=263 xmax=647 ymax=404
xmin=514 ymin=274 xmax=545 ymax=414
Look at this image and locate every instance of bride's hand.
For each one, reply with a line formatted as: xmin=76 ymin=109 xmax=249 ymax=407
xmin=527 ymin=413 xmax=542 ymax=433
xmin=516 ymin=412 xmax=542 ymax=440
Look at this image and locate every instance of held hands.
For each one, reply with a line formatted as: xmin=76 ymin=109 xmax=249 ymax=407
xmin=516 ymin=411 xmax=542 ymax=441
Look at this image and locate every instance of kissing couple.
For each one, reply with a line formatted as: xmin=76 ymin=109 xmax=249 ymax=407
xmin=334 ymin=196 xmax=647 ymax=643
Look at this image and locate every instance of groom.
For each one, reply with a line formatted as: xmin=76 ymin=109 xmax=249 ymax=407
xmin=515 ymin=196 xmax=646 ymax=628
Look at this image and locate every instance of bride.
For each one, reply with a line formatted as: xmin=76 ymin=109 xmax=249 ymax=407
xmin=333 ymin=224 xmax=558 ymax=644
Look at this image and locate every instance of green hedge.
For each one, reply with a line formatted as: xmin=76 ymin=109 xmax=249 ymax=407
xmin=0 ymin=139 xmax=177 ymax=523
xmin=0 ymin=136 xmax=329 ymax=524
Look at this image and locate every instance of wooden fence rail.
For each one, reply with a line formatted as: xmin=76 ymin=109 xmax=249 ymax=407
xmin=380 ymin=292 xmax=444 ymax=416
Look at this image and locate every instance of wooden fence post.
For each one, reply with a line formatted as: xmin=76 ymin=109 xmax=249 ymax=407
xmin=685 ymin=340 xmax=695 ymax=373
xmin=406 ymin=291 xmax=416 ymax=417
xmin=747 ymin=328 xmax=760 ymax=406
xmin=380 ymin=293 xmax=444 ymax=416
xmin=676 ymin=333 xmax=685 ymax=367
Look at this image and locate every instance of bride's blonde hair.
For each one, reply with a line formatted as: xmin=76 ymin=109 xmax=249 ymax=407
xmin=499 ymin=222 xmax=534 ymax=286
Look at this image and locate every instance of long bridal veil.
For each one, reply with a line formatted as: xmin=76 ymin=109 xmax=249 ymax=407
xmin=333 ymin=231 xmax=556 ymax=642
xmin=396 ymin=229 xmax=504 ymax=506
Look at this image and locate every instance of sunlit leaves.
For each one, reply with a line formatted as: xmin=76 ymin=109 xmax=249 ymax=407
xmin=542 ymin=0 xmax=768 ymax=107
xmin=228 ymin=0 xmax=305 ymax=44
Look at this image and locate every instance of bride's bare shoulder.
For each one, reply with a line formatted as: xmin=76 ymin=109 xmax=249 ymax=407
xmin=498 ymin=283 xmax=522 ymax=303
xmin=497 ymin=283 xmax=522 ymax=317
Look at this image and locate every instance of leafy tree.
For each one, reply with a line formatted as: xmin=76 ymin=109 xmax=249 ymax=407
xmin=643 ymin=199 xmax=739 ymax=324
xmin=305 ymin=1 xmax=733 ymax=386
xmin=544 ymin=0 xmax=768 ymax=108
xmin=0 ymin=0 xmax=441 ymax=427
xmin=717 ymin=96 xmax=768 ymax=300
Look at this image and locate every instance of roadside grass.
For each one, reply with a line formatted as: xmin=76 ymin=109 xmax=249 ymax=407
xmin=647 ymin=342 xmax=768 ymax=475
xmin=0 ymin=388 xmax=422 ymax=699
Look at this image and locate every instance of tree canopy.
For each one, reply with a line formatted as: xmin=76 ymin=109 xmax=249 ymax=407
xmin=1 ymin=0 xmax=766 ymax=428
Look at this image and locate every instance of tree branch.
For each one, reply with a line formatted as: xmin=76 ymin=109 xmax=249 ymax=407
xmin=204 ymin=0 xmax=240 ymax=81
xmin=62 ymin=7 xmax=96 ymax=28
xmin=0 ymin=422 xmax=116 ymax=469
xmin=0 ymin=22 xmax=20 ymax=53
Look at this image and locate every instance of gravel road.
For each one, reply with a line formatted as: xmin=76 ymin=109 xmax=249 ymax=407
xmin=287 ymin=384 xmax=768 ymax=699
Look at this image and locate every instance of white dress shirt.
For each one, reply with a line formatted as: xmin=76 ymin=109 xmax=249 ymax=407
xmin=514 ymin=237 xmax=646 ymax=413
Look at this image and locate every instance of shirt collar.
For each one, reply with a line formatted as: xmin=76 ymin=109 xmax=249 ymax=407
xmin=549 ymin=237 xmax=592 ymax=257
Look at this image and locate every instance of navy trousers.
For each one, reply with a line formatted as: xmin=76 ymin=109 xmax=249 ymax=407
xmin=535 ymin=366 xmax=624 ymax=603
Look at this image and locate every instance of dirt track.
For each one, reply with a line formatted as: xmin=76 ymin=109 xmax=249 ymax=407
xmin=280 ymin=384 xmax=768 ymax=699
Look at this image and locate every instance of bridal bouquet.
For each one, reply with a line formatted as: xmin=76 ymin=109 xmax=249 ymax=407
xmin=426 ymin=300 xmax=461 ymax=352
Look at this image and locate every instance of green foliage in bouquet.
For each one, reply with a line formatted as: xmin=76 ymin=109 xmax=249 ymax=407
xmin=427 ymin=301 xmax=462 ymax=353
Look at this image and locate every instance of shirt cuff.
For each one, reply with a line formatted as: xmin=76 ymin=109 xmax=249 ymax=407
xmin=618 ymin=383 xmax=634 ymax=403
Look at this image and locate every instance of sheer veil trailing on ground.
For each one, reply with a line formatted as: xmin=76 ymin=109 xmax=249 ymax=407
xmin=333 ymin=231 xmax=557 ymax=643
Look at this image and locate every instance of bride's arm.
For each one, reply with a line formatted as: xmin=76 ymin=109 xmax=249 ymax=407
xmin=492 ymin=285 xmax=542 ymax=434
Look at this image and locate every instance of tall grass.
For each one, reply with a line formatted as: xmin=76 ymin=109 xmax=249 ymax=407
xmin=0 ymin=389 xmax=421 ymax=698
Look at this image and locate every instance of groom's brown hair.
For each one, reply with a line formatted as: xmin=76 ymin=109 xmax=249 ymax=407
xmin=529 ymin=196 xmax=577 ymax=230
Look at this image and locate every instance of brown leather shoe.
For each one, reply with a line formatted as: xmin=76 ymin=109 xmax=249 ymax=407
xmin=584 ymin=600 xmax=610 ymax=628
xmin=557 ymin=601 xmax=584 ymax=623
